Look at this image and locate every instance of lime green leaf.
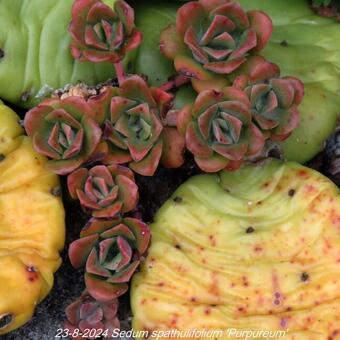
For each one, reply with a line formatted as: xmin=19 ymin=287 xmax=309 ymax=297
xmin=0 ymin=0 xmax=133 ymax=108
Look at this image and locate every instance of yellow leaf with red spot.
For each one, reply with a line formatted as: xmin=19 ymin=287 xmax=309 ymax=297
xmin=131 ymin=160 xmax=340 ymax=340
xmin=0 ymin=101 xmax=65 ymax=334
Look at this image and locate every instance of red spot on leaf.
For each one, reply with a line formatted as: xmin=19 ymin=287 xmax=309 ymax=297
xmin=208 ymin=235 xmax=216 ymax=247
xmin=254 ymin=245 xmax=263 ymax=252
xmin=237 ymin=307 xmax=246 ymax=313
xmin=242 ymin=276 xmax=249 ymax=287
xmin=298 ymin=170 xmax=308 ymax=178
xmin=280 ymin=318 xmax=288 ymax=328
xmin=204 ymin=308 xmax=211 ymax=315
xmin=170 ymin=314 xmax=178 ymax=327
xmin=210 ymin=272 xmax=219 ymax=296
xmin=27 ymin=266 xmax=38 ymax=283
xmin=305 ymin=184 xmax=316 ymax=193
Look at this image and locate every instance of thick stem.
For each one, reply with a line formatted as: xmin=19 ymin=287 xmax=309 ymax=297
xmin=114 ymin=61 xmax=125 ymax=85
xmin=160 ymin=75 xmax=190 ymax=92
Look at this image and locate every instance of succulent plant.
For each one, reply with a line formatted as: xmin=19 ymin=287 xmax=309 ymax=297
xmin=0 ymin=0 xmax=123 ymax=109
xmin=24 ymin=96 xmax=102 ymax=175
xmin=160 ymin=0 xmax=272 ymax=87
xmin=177 ymin=87 xmax=265 ymax=172
xmin=69 ymin=217 xmax=150 ymax=301
xmin=88 ymin=75 xmax=185 ymax=176
xmin=236 ymin=0 xmax=340 ymax=163
xmin=69 ymin=0 xmax=142 ymax=64
xmin=0 ymin=101 xmax=65 ymax=335
xmin=67 ymin=164 xmax=138 ymax=218
xmin=130 ymin=0 xmax=340 ymax=164
xmin=131 ymin=160 xmax=340 ymax=339
xmin=65 ymin=290 xmax=120 ymax=337
xmin=233 ymin=56 xmax=304 ymax=141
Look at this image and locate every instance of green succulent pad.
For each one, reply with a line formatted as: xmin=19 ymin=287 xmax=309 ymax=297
xmin=131 ymin=160 xmax=340 ymax=339
xmin=0 ymin=0 xmax=134 ymax=109
xmin=133 ymin=0 xmax=340 ymax=164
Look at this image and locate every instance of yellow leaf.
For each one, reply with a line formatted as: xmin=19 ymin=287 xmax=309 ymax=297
xmin=0 ymin=101 xmax=65 ymax=334
xmin=132 ymin=160 xmax=340 ymax=339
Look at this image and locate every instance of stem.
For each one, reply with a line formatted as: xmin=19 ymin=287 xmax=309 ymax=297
xmin=114 ymin=61 xmax=125 ymax=85
xmin=160 ymin=75 xmax=190 ymax=92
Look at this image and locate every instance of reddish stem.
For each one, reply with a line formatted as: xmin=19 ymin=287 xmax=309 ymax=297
xmin=114 ymin=61 xmax=125 ymax=85
xmin=160 ymin=75 xmax=190 ymax=92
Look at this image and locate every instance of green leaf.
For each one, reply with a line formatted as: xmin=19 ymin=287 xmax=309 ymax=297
xmin=132 ymin=1 xmax=179 ymax=87
xmin=173 ymin=84 xmax=197 ymax=109
xmin=237 ymin=0 xmax=340 ymax=163
xmin=0 ymin=0 xmax=132 ymax=109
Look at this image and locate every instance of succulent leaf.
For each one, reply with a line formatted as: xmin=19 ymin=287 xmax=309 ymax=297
xmin=161 ymin=127 xmax=186 ymax=169
xmin=0 ymin=0 xmax=129 ymax=109
xmin=69 ymin=0 xmax=142 ymax=63
xmin=131 ymin=160 xmax=340 ymax=339
xmin=65 ymin=290 xmax=120 ymax=334
xmin=69 ymin=217 xmax=150 ymax=300
xmin=67 ymin=164 xmax=138 ymax=218
xmin=237 ymin=0 xmax=340 ymax=162
xmin=88 ymin=76 xmax=185 ymax=175
xmin=160 ymin=0 xmax=272 ymax=81
xmin=182 ymin=87 xmax=265 ymax=172
xmin=24 ymin=97 xmax=102 ymax=175
xmin=0 ymin=101 xmax=65 ymax=335
xmin=233 ymin=56 xmax=303 ymax=141
xmin=134 ymin=0 xmax=340 ymax=164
